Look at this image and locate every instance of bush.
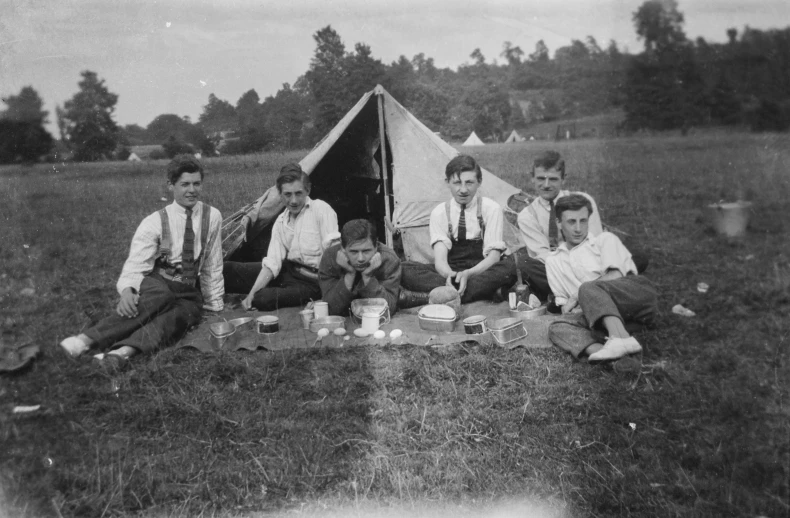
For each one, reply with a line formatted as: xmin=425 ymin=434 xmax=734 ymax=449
xmin=749 ymin=99 xmax=790 ymax=132
xmin=162 ymin=136 xmax=194 ymax=158
xmin=115 ymin=146 xmax=131 ymax=161
xmin=149 ymin=148 xmax=167 ymax=160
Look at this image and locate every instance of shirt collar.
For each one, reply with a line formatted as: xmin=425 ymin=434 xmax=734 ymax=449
xmin=282 ymin=196 xmax=312 ymax=221
xmin=171 ymin=201 xmax=201 ymax=216
xmin=536 ymin=190 xmax=569 ymax=210
xmin=450 ymin=195 xmax=478 ymax=211
xmin=557 ymin=233 xmax=592 ymax=253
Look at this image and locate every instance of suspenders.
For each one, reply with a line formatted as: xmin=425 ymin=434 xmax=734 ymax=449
xmin=445 ymin=198 xmax=485 ymax=242
xmin=156 ymin=203 xmax=212 ymax=275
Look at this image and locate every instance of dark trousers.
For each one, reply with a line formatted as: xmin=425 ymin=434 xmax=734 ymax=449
xmin=511 ymin=249 xmax=551 ymax=301
xmin=84 ymin=274 xmax=203 ymax=354
xmin=401 ymin=259 xmax=516 ymax=303
xmin=548 ymin=276 xmax=658 ymax=358
xmin=223 ymin=260 xmax=321 ymax=311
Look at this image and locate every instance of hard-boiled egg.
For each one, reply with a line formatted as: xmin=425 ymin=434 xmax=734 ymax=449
xmin=333 ymin=327 xmax=346 ymax=336
xmin=317 ymin=328 xmax=330 ymax=338
xmin=373 ymin=330 xmax=386 ymax=339
xmin=389 ymin=329 xmax=403 ymax=339
xmin=353 ymin=328 xmax=369 ymax=337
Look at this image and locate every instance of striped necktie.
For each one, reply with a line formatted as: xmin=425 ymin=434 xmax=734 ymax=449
xmin=181 ymin=208 xmax=196 ymax=281
xmin=548 ymin=199 xmax=558 ymax=249
xmin=458 ymin=204 xmax=467 ymax=241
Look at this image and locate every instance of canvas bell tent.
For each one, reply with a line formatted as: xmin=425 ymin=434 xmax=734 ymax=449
xmin=461 ymin=131 xmax=485 ymax=146
xmin=223 ymin=85 xmax=525 ymax=265
xmin=504 ymin=130 xmax=525 ymax=143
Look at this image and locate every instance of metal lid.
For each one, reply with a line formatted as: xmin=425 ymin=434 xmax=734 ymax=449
xmin=418 ymin=304 xmax=457 ymax=322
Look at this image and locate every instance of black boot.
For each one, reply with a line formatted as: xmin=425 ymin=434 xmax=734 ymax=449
xmin=398 ymin=289 xmax=430 ymax=309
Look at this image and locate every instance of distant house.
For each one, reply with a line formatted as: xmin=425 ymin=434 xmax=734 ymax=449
xmin=127 ymin=152 xmax=141 ymax=162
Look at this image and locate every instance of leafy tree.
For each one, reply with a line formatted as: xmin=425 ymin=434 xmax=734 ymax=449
xmin=262 ymin=83 xmax=309 ymax=150
xmin=0 ymin=86 xmax=53 ymax=163
xmin=470 ymin=48 xmax=486 ymax=66
xmin=162 ymin=136 xmax=194 ymax=158
xmin=0 ymin=120 xmax=53 ymax=163
xmin=501 ymin=41 xmax=524 ymax=66
xmin=61 ymin=71 xmax=120 ymax=161
xmin=198 ymin=93 xmax=236 ymax=134
xmin=2 ymin=86 xmax=48 ymax=125
xmin=236 ymin=89 xmax=261 ymax=129
xmin=529 ymin=40 xmax=550 ymax=62
xmin=633 ymin=0 xmax=686 ymax=54
xmin=147 ymin=114 xmax=192 ymax=143
xmin=120 ymin=124 xmax=149 ymax=146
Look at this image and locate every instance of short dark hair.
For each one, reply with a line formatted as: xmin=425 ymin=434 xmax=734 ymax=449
xmin=167 ymin=154 xmax=203 ymax=184
xmin=445 ymin=155 xmax=482 ymax=182
xmin=276 ymin=163 xmax=311 ymax=192
xmin=555 ymin=193 xmax=593 ymax=220
xmin=532 ymin=150 xmax=565 ymax=178
xmin=341 ymin=219 xmax=377 ymax=248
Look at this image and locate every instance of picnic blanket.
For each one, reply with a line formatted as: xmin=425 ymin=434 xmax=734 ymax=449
xmin=179 ymin=299 xmax=561 ymax=353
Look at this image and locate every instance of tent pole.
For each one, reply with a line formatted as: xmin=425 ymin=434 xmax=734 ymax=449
xmin=376 ymin=93 xmax=393 ymax=248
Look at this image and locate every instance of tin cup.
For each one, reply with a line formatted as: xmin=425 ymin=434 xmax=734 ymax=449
xmin=299 ymin=309 xmax=314 ymax=330
xmin=463 ymin=315 xmax=487 ymax=334
xmin=313 ymin=301 xmax=329 ymax=319
xmin=256 ymin=315 xmax=279 ymax=334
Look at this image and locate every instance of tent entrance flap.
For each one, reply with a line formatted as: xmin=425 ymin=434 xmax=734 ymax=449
xmin=307 ymin=95 xmax=394 ymax=246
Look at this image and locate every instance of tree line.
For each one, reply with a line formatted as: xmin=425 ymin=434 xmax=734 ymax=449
xmin=2 ymin=0 xmax=789 ymax=164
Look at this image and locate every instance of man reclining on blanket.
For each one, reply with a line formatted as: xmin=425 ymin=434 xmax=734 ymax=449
xmin=546 ymin=194 xmax=658 ymax=363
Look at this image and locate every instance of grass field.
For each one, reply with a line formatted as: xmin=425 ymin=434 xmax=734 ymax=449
xmin=1 ymin=134 xmax=788 ymax=517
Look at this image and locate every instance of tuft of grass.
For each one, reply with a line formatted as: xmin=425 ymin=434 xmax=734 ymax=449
xmin=1 ymin=134 xmax=789 ymax=517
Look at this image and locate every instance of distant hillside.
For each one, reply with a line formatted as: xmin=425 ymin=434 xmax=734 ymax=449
xmin=518 ymin=110 xmax=625 ymax=140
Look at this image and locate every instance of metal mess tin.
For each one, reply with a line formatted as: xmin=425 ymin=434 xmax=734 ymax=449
xmin=227 ymin=317 xmax=254 ymax=330
xmin=418 ymin=304 xmax=457 ymax=332
xmin=488 ymin=317 xmax=527 ymax=346
xmin=463 ymin=315 xmax=487 ymax=334
xmin=256 ymin=315 xmax=280 ymax=334
xmin=350 ymin=298 xmax=390 ymax=325
xmin=209 ymin=321 xmax=236 ymax=349
xmin=509 ymin=305 xmax=547 ymax=323
xmin=309 ymin=316 xmax=346 ymax=333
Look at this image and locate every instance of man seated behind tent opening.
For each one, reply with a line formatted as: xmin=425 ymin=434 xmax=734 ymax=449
xmin=318 ymin=219 xmax=401 ymax=316
xmin=399 ymin=155 xmax=516 ymax=306
xmin=546 ymin=194 xmax=658 ymax=363
xmin=223 ymin=164 xmax=339 ymax=311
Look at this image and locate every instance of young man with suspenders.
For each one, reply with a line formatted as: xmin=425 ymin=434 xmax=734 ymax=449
xmin=59 ymin=155 xmax=224 ymax=371
xmin=400 ymin=155 xmax=516 ymax=304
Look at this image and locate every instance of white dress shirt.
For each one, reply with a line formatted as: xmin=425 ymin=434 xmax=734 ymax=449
xmin=545 ymin=231 xmax=637 ymax=306
xmin=262 ymin=197 xmax=339 ymax=278
xmin=116 ymin=201 xmax=225 ymax=311
xmin=517 ymin=190 xmax=603 ymax=262
xmin=429 ymin=195 xmax=507 ymax=258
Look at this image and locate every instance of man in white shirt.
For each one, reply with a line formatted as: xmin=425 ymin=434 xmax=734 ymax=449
xmin=223 ymin=164 xmax=339 ymax=311
xmin=400 ymin=155 xmax=516 ymax=304
xmin=516 ymin=150 xmax=648 ymax=301
xmin=545 ymin=194 xmax=658 ymax=363
xmin=59 ymin=155 xmax=224 ymax=372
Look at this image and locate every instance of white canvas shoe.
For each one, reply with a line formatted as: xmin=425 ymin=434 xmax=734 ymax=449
xmin=588 ymin=336 xmax=642 ymax=364
xmin=59 ymin=336 xmax=90 ymax=357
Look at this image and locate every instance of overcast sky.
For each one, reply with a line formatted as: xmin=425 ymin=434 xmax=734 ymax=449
xmin=2 ymin=0 xmax=789 ymax=134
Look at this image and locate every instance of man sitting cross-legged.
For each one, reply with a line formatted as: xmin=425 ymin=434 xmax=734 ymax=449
xmin=399 ymin=155 xmax=516 ymax=306
xmin=59 ymin=155 xmax=224 ymax=372
xmin=223 ymin=163 xmax=339 ymax=311
xmin=319 ymin=219 xmax=401 ymax=316
xmin=546 ymin=194 xmax=658 ymax=363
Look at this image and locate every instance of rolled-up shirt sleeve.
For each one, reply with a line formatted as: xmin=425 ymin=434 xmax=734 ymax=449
xmin=598 ymin=232 xmax=637 ymax=277
xmin=545 ymin=253 xmax=574 ymax=306
xmin=429 ymin=204 xmax=452 ymax=251
xmin=318 ymin=203 xmax=339 ymax=250
xmin=481 ymin=198 xmax=506 ymax=257
xmin=200 ymin=207 xmax=225 ymax=311
xmin=116 ymin=213 xmax=160 ymax=296
xmin=261 ymin=217 xmax=287 ymax=278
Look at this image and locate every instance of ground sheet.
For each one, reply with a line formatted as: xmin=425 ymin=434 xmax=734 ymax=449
xmin=179 ymin=300 xmax=560 ymax=353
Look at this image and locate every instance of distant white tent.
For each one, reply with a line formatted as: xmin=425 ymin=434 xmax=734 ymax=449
xmin=504 ymin=130 xmax=525 ymax=143
xmin=127 ymin=152 xmax=141 ymax=162
xmin=462 ymin=131 xmax=485 ymax=146
xmin=194 ymin=152 xmax=202 ymax=159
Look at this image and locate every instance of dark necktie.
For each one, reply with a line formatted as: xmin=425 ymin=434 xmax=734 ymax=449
xmin=548 ymin=199 xmax=558 ymax=248
xmin=458 ymin=204 xmax=467 ymax=241
xmin=182 ymin=208 xmax=196 ymax=281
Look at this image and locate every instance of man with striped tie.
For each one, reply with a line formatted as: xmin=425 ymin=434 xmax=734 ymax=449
xmin=515 ymin=151 xmax=603 ymax=302
xmin=400 ymin=155 xmax=516 ymax=304
xmin=59 ymin=155 xmax=224 ymax=372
